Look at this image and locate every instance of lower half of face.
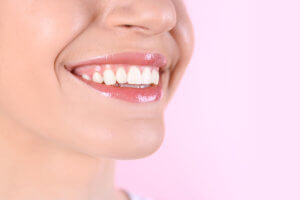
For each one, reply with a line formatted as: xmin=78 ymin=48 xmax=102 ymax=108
xmin=0 ymin=0 xmax=193 ymax=159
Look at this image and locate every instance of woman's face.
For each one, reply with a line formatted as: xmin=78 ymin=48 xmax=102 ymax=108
xmin=0 ymin=0 xmax=194 ymax=159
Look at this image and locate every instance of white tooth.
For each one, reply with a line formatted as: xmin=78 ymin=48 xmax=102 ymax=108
xmin=141 ymin=67 xmax=152 ymax=84
xmin=82 ymin=74 xmax=91 ymax=80
xmin=103 ymin=69 xmax=116 ymax=85
xmin=116 ymin=67 xmax=127 ymax=84
xmin=92 ymin=72 xmax=103 ymax=83
xmin=151 ymin=69 xmax=159 ymax=85
xmin=127 ymin=66 xmax=142 ymax=84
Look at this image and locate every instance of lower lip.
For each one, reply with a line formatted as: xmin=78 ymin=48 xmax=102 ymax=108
xmin=74 ymin=74 xmax=163 ymax=103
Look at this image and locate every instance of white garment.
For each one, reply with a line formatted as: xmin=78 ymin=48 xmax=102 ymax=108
xmin=126 ymin=191 xmax=153 ymax=200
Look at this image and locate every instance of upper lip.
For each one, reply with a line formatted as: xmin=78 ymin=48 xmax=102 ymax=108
xmin=64 ymin=52 xmax=168 ymax=72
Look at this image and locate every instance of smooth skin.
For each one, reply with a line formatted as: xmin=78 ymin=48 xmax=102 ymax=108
xmin=0 ymin=0 xmax=194 ymax=200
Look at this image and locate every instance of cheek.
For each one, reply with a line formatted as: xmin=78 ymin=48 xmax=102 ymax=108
xmin=0 ymin=1 xmax=93 ymax=115
xmin=0 ymin=1 xmax=99 ymax=148
xmin=0 ymin=0 xmax=93 ymax=64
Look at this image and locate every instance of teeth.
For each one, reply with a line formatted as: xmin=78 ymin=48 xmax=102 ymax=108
xmin=103 ymin=69 xmax=116 ymax=85
xmin=92 ymin=72 xmax=103 ymax=83
xmin=116 ymin=67 xmax=127 ymax=84
xmin=151 ymin=69 xmax=159 ymax=85
xmin=79 ymin=66 xmax=159 ymax=86
xmin=141 ymin=67 xmax=152 ymax=84
xmin=82 ymin=74 xmax=91 ymax=80
xmin=127 ymin=66 xmax=142 ymax=84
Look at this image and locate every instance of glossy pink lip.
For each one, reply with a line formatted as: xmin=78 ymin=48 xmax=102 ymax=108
xmin=65 ymin=52 xmax=167 ymax=72
xmin=64 ymin=52 xmax=167 ymax=103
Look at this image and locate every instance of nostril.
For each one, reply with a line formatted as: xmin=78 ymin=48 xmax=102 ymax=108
xmin=118 ymin=24 xmax=150 ymax=32
xmin=123 ymin=24 xmax=132 ymax=28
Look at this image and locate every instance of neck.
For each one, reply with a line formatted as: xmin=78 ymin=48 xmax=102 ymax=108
xmin=0 ymin=114 xmax=121 ymax=200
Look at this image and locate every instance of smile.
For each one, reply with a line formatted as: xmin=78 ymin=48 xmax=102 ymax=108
xmin=64 ymin=52 xmax=167 ymax=103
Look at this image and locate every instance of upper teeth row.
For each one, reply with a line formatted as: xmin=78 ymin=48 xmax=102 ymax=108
xmin=81 ymin=66 xmax=159 ymax=85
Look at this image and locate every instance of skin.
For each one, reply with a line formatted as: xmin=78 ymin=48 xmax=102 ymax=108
xmin=0 ymin=0 xmax=194 ymax=199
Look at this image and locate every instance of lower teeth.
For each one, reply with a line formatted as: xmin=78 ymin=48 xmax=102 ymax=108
xmin=116 ymin=83 xmax=152 ymax=88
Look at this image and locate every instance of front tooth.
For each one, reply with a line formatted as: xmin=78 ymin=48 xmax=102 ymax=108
xmin=127 ymin=66 xmax=142 ymax=84
xmin=116 ymin=67 xmax=127 ymax=84
xmin=82 ymin=74 xmax=91 ymax=80
xmin=103 ymin=69 xmax=116 ymax=85
xmin=141 ymin=67 xmax=152 ymax=84
xmin=92 ymin=72 xmax=103 ymax=83
xmin=151 ymin=69 xmax=159 ymax=85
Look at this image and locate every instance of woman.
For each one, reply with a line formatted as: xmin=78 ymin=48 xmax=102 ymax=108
xmin=0 ymin=0 xmax=194 ymax=199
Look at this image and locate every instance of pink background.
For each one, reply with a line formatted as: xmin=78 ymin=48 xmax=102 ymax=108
xmin=116 ymin=0 xmax=300 ymax=199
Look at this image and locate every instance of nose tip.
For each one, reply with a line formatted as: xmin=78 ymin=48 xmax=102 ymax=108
xmin=103 ymin=0 xmax=177 ymax=36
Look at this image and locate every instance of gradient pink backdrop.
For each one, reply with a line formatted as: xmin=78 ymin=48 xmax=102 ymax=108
xmin=116 ymin=0 xmax=300 ymax=199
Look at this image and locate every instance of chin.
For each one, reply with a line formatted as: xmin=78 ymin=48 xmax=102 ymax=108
xmin=86 ymin=116 xmax=165 ymax=160
xmin=41 ymin=110 xmax=166 ymax=160
xmin=109 ymin=117 xmax=166 ymax=160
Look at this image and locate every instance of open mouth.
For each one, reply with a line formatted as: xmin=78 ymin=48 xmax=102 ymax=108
xmin=64 ymin=52 xmax=167 ymax=103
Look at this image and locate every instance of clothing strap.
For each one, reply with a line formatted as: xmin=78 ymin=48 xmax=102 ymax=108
xmin=122 ymin=189 xmax=153 ymax=200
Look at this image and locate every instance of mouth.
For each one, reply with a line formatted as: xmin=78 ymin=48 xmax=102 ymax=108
xmin=64 ymin=52 xmax=168 ymax=103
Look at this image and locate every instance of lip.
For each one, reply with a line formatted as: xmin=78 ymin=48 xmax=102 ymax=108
xmin=64 ymin=52 xmax=167 ymax=103
xmin=65 ymin=52 xmax=167 ymax=72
